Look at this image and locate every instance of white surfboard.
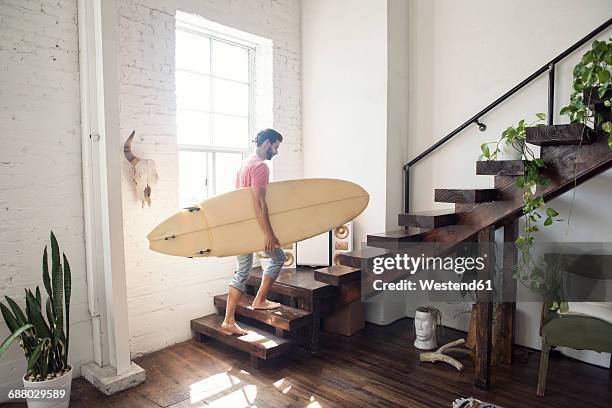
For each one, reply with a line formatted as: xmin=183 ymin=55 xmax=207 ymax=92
xmin=147 ymin=178 xmax=369 ymax=258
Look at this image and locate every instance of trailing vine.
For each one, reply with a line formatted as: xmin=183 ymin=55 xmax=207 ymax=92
xmin=560 ymin=38 xmax=612 ymax=149
xmin=480 ymin=114 xmax=562 ymax=293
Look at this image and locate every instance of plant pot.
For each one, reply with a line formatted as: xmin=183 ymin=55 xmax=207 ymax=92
xmin=497 ymin=139 xmax=523 ymax=160
xmin=414 ymin=307 xmax=439 ymax=350
xmin=22 ymin=366 xmax=72 ymax=408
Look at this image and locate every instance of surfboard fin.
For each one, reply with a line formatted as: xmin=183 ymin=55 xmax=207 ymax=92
xmin=184 ymin=206 xmax=200 ymax=212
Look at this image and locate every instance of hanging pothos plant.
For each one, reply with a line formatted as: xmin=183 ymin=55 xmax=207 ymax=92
xmin=560 ymin=38 xmax=612 ymax=149
xmin=480 ymin=114 xmax=562 ymax=295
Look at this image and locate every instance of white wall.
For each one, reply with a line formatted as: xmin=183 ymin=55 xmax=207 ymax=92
xmin=403 ymin=0 xmax=612 ymax=366
xmin=0 ymin=0 xmax=93 ymax=398
xmin=302 ymin=0 xmax=389 ymax=243
xmin=116 ymin=0 xmax=302 ymax=357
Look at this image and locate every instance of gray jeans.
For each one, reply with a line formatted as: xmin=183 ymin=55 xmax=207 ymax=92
xmin=229 ymin=247 xmax=286 ymax=292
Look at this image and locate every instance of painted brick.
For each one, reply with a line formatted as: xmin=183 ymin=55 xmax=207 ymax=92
xmin=117 ymin=0 xmax=302 ymax=358
xmin=0 ymin=0 xmax=93 ymax=397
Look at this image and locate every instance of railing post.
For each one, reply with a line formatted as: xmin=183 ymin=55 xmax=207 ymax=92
xmin=404 ymin=166 xmax=410 ymax=213
xmin=548 ymin=62 xmax=555 ymax=126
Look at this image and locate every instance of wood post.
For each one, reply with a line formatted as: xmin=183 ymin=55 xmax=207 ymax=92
xmin=500 ymin=219 xmax=518 ymax=365
xmin=537 ymin=340 xmax=551 ymax=396
xmin=474 ymin=226 xmax=494 ymax=390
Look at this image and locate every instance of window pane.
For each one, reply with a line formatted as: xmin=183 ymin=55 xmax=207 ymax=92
xmin=212 ymin=78 xmax=249 ymax=116
xmin=215 ymin=152 xmax=243 ymax=195
xmin=212 ymin=40 xmax=249 ymax=82
xmin=211 ymin=114 xmax=249 ymax=148
xmin=179 ymin=151 xmax=207 ymax=207
xmin=177 ymin=111 xmax=210 ymax=145
xmin=176 ymin=71 xmax=210 ymax=111
xmin=176 ymin=30 xmax=210 ymax=74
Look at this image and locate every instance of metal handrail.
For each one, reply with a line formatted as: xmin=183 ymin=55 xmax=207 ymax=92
xmin=403 ymin=17 xmax=612 ymax=213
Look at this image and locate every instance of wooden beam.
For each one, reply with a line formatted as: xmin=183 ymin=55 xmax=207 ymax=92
xmin=474 ymin=226 xmax=494 ymax=390
xmin=500 ymin=219 xmax=518 ymax=365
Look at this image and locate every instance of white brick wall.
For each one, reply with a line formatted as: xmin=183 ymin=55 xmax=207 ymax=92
xmin=0 ymin=0 xmax=93 ymax=396
xmin=117 ymin=0 xmax=302 ymax=357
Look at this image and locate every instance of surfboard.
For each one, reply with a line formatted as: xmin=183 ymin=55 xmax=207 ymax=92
xmin=147 ymin=178 xmax=369 ymax=258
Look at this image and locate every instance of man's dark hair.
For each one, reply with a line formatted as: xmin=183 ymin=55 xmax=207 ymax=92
xmin=254 ymin=128 xmax=283 ymax=146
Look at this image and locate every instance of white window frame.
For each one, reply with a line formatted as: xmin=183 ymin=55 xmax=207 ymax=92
xmin=176 ymin=20 xmax=256 ymax=201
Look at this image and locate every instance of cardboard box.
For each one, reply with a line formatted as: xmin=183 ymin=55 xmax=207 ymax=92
xmin=323 ymin=300 xmax=365 ymax=336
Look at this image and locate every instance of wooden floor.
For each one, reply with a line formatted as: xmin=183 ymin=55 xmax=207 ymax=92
xmin=2 ymin=318 xmax=611 ymax=407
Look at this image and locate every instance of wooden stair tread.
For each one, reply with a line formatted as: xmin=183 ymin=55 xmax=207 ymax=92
xmin=213 ymin=293 xmax=311 ymax=331
xmin=525 ymin=124 xmax=594 ymax=146
xmin=338 ymin=246 xmax=389 ymax=269
xmin=398 ymin=209 xmax=458 ymax=228
xmin=314 ymin=265 xmax=361 ymax=286
xmin=247 ymin=266 xmax=335 ymax=299
xmin=476 ymin=160 xmax=525 ymax=176
xmin=367 ymin=228 xmax=424 ymax=242
xmin=191 ymin=314 xmax=294 ymax=359
xmin=435 ymin=188 xmax=496 ymax=204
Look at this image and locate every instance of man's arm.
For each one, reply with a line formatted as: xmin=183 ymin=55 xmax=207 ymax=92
xmin=251 ymin=186 xmax=279 ymax=252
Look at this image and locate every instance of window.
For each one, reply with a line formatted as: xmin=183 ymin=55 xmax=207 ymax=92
xmin=175 ymin=22 xmax=254 ymax=207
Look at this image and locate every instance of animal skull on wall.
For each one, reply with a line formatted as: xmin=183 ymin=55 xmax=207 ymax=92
xmin=124 ymin=130 xmax=159 ymax=208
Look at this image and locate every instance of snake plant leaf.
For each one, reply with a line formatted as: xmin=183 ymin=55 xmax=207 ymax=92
xmin=46 ymin=298 xmax=55 ymax=333
xmin=27 ymin=339 xmax=48 ymax=373
xmin=4 ymin=296 xmax=27 ymax=327
xmin=35 ymin=287 xmax=41 ymax=308
xmin=25 ymin=291 xmax=51 ymax=339
xmin=42 ymin=245 xmax=53 ymax=303
xmin=0 ymin=324 xmax=33 ymax=358
xmin=51 ymin=236 xmax=64 ymax=335
xmin=63 ymin=253 xmax=71 ymax=363
xmin=0 ymin=302 xmax=20 ymax=333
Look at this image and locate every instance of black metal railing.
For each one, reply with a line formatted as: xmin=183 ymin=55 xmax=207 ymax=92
xmin=403 ymin=17 xmax=612 ymax=213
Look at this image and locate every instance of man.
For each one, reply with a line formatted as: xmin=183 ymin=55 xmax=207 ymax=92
xmin=221 ymin=128 xmax=286 ymax=335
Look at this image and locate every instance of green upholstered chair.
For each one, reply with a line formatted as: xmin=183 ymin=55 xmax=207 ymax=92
xmin=537 ymin=254 xmax=612 ymax=396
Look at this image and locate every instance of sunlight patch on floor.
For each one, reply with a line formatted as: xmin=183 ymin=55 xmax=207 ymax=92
xmin=190 ymin=371 xmax=257 ymax=406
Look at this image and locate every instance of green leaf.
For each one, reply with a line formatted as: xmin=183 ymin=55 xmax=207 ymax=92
xmin=63 ymin=253 xmax=71 ymax=365
xmin=534 ymin=158 xmax=545 ymax=168
xmin=481 ymin=143 xmax=491 ymax=158
xmin=35 ymin=287 xmax=41 ymax=308
xmin=50 ymin=232 xmax=63 ymax=336
xmin=26 ymin=291 xmax=51 ymax=339
xmin=0 ymin=302 xmax=20 ymax=333
xmin=546 ymin=208 xmax=559 ymax=217
xmin=605 ymin=99 xmax=611 ymax=107
xmin=42 ymin=245 xmax=52 ymax=303
xmin=27 ymin=339 xmax=47 ymax=373
xmin=601 ymin=121 xmax=612 ymax=134
xmin=0 ymin=324 xmax=33 ymax=358
xmin=4 ymin=296 xmax=27 ymax=327
xmin=544 ymin=217 xmax=553 ymax=226
xmin=608 ymin=134 xmax=612 ymax=150
xmin=516 ymin=176 xmax=525 ymax=188
xmin=535 ymin=112 xmax=546 ymax=120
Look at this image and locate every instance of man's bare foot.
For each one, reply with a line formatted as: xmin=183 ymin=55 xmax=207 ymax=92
xmin=251 ymin=299 xmax=281 ymax=310
xmin=221 ymin=321 xmax=248 ymax=336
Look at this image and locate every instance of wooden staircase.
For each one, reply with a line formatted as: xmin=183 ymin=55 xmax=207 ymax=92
xmin=191 ymin=265 xmax=362 ymax=368
xmin=342 ymin=99 xmax=612 ymax=389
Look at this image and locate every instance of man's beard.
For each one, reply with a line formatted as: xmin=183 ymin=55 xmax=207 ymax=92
xmin=266 ymin=147 xmax=273 ymax=160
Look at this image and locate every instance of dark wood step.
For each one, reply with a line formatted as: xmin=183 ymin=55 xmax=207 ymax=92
xmin=435 ymin=188 xmax=496 ymax=204
xmin=246 ymin=266 xmax=335 ymax=300
xmin=476 ymin=160 xmax=525 ymax=176
xmin=367 ymin=228 xmax=424 ymax=249
xmin=213 ymin=293 xmax=312 ymax=331
xmin=398 ymin=209 xmax=458 ymax=228
xmin=314 ymin=265 xmax=361 ymax=286
xmin=191 ymin=314 xmax=294 ymax=365
xmin=338 ymin=246 xmax=389 ymax=269
xmin=525 ymin=124 xmax=594 ymax=146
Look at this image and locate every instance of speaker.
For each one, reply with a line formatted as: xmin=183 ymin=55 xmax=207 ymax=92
xmin=331 ymin=221 xmax=353 ymax=266
xmin=256 ymin=243 xmax=297 ymax=270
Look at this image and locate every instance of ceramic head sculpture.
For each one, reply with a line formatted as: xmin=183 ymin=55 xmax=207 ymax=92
xmin=414 ymin=306 xmax=441 ymax=350
xmin=124 ymin=130 xmax=159 ymax=208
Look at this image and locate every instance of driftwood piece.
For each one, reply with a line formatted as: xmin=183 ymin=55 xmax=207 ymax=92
xmin=420 ymin=339 xmax=467 ymax=371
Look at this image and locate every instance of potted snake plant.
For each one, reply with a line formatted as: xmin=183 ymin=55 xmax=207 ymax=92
xmin=0 ymin=231 xmax=72 ymax=408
